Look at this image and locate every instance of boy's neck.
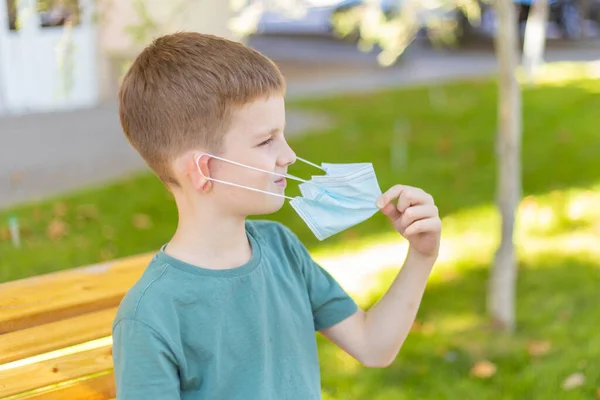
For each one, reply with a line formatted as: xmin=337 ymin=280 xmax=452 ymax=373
xmin=164 ymin=205 xmax=252 ymax=271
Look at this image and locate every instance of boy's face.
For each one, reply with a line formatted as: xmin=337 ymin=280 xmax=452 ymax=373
xmin=204 ymin=94 xmax=296 ymax=216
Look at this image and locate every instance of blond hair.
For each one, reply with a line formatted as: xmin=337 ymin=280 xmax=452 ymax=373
xmin=119 ymin=32 xmax=286 ymax=186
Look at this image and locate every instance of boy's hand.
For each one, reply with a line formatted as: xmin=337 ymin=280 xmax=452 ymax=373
xmin=376 ymin=185 xmax=441 ymax=259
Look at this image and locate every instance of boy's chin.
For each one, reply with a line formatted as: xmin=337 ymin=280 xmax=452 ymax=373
xmin=249 ymin=198 xmax=286 ymax=216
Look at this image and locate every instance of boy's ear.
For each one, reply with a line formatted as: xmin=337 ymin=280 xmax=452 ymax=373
xmin=187 ymin=153 xmax=212 ymax=192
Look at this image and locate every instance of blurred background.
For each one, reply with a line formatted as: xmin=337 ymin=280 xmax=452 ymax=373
xmin=1 ymin=0 xmax=599 ymax=399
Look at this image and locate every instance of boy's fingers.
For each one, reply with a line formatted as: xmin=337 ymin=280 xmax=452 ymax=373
xmin=396 ymin=188 xmax=434 ymax=213
xmin=397 ymin=190 xmax=417 ymax=213
xmin=404 ymin=217 xmax=442 ymax=237
xmin=380 ymin=202 xmax=401 ymax=220
xmin=377 ymin=185 xmax=434 ymax=209
xmin=394 ymin=205 xmax=436 ymax=232
xmin=376 ymin=185 xmax=406 ymax=209
xmin=378 ymin=186 xmax=436 ymax=227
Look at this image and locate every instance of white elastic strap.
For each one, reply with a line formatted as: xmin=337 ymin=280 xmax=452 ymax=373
xmin=196 ymin=154 xmax=294 ymax=200
xmin=195 ymin=153 xmax=326 ymax=201
xmin=203 ymin=176 xmax=293 ymax=200
xmin=198 ymin=153 xmax=307 ymax=183
xmin=296 ymin=156 xmax=325 ymax=171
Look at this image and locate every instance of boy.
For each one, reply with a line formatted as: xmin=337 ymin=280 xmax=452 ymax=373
xmin=112 ymin=32 xmax=441 ymax=399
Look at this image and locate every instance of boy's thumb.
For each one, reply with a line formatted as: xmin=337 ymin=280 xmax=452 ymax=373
xmin=379 ymin=202 xmax=399 ymax=219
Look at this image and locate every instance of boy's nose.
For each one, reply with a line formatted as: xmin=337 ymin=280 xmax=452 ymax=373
xmin=279 ymin=140 xmax=297 ymax=167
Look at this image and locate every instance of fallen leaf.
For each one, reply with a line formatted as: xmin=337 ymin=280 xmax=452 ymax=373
xmin=0 ymin=228 xmax=10 ymax=241
xmin=527 ymin=340 xmax=551 ymax=357
xmin=595 ymin=387 xmax=600 ymax=399
xmin=470 ymin=360 xmax=497 ymax=379
xmin=562 ymin=372 xmax=585 ymax=390
xmin=558 ymin=130 xmax=571 ymax=143
xmin=47 ymin=219 xmax=68 ymax=240
xmin=77 ymin=204 xmax=99 ymax=221
xmin=53 ymin=202 xmax=68 ymax=218
xmin=132 ymin=214 xmax=152 ymax=230
xmin=435 ymin=137 xmax=451 ymax=156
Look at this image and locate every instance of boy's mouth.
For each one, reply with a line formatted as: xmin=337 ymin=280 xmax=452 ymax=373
xmin=274 ymin=178 xmax=287 ymax=188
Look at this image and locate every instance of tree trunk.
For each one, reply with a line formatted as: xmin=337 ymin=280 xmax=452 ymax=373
xmin=523 ymin=0 xmax=549 ymax=84
xmin=489 ymin=0 xmax=522 ymax=332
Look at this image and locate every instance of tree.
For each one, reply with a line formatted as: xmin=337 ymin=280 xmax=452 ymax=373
xmin=489 ymin=0 xmax=522 ymax=332
xmin=304 ymin=0 xmax=523 ymax=331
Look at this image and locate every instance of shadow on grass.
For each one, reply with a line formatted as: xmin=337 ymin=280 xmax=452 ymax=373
xmin=317 ymin=253 xmax=600 ymax=400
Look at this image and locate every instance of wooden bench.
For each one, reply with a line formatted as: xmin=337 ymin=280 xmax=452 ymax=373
xmin=0 ymin=254 xmax=152 ymax=400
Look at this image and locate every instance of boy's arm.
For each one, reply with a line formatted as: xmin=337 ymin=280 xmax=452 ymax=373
xmin=321 ymin=185 xmax=441 ymax=368
xmin=112 ymin=318 xmax=181 ymax=399
xmin=321 ymin=249 xmax=435 ymax=367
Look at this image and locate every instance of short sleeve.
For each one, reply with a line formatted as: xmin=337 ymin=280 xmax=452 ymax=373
xmin=112 ymin=318 xmax=180 ymax=399
xmin=284 ymin=227 xmax=358 ymax=331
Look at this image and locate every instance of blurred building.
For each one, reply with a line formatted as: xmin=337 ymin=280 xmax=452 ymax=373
xmin=0 ymin=0 xmax=235 ymax=116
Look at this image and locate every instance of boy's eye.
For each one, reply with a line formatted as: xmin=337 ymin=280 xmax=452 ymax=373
xmin=258 ymin=138 xmax=273 ymax=147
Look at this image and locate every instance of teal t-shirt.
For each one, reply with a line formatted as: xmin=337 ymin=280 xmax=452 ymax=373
xmin=112 ymin=220 xmax=358 ymax=399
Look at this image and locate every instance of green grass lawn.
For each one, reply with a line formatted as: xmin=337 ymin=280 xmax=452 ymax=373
xmin=319 ymin=254 xmax=600 ymax=400
xmin=1 ymin=76 xmax=599 ymax=399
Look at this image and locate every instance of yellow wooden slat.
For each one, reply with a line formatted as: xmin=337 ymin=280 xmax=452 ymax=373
xmin=0 ymin=253 xmax=152 ymax=333
xmin=5 ymin=371 xmax=116 ymax=400
xmin=0 ymin=307 xmax=118 ymax=365
xmin=0 ymin=344 xmax=113 ymax=398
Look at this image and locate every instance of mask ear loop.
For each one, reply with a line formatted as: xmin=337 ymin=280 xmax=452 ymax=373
xmin=196 ymin=154 xmax=306 ymax=200
xmin=200 ymin=153 xmax=308 ymax=182
xmin=296 ymin=156 xmax=326 ymax=171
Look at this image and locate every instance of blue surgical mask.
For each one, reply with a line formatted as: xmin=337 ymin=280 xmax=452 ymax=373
xmin=298 ymin=163 xmax=381 ymax=201
xmin=196 ymin=154 xmax=382 ymax=241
